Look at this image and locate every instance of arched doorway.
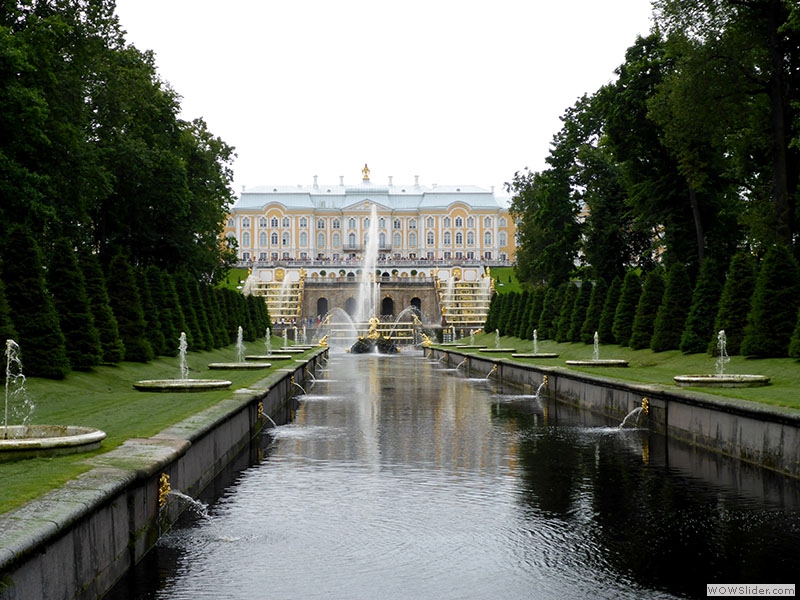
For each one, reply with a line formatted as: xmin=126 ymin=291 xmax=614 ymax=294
xmin=344 ymin=297 xmax=357 ymax=317
xmin=411 ymin=297 xmax=421 ymax=315
xmin=381 ymin=296 xmax=395 ymax=318
xmin=316 ymin=297 xmax=328 ymax=319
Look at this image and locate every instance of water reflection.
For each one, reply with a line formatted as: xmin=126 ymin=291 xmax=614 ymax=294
xmin=108 ymin=352 xmax=800 ymax=600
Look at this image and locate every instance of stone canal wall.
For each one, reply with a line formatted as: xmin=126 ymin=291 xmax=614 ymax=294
xmin=430 ymin=348 xmax=800 ymax=480
xmin=0 ymin=351 xmax=326 ymax=600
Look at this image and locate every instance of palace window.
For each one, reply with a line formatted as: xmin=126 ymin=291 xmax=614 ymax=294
xmin=348 ymin=233 xmax=356 ymax=247
xmin=409 ymin=232 xmax=417 ymax=247
xmin=259 ymin=232 xmax=267 ymax=246
xmin=444 ymin=231 xmax=451 ymax=245
xmin=349 ymin=217 xmax=356 ymax=229
xmin=426 ymin=217 xmax=434 ymax=228
xmin=317 ymin=219 xmax=325 ymax=229
xmin=227 ymin=218 xmax=234 ymax=228
xmin=443 ymin=216 xmax=451 ymax=228
xmin=467 ymin=231 xmax=475 ymax=246
xmin=484 ymin=216 xmax=493 ymax=228
xmin=499 ymin=217 xmax=507 ymax=227
xmin=299 ymin=217 xmax=308 ymax=228
xmin=455 ymin=216 xmax=463 ymax=228
xmin=427 ymin=231 xmax=435 ymax=245
xmin=466 ymin=216 xmax=474 ymax=228
xmin=282 ymin=232 xmax=290 ymax=246
xmin=332 ymin=232 xmax=340 ymax=247
xmin=484 ymin=231 xmax=492 ymax=245
xmin=393 ymin=219 xmax=401 ymax=229
xmin=379 ymin=217 xmax=386 ymax=229
xmin=364 ymin=217 xmax=370 ymax=228
xmin=393 ymin=232 xmax=401 ymax=247
xmin=409 ymin=218 xmax=417 ymax=229
xmin=259 ymin=217 xmax=268 ymax=228
xmin=317 ymin=233 xmax=325 ymax=247
xmin=499 ymin=232 xmax=507 ymax=246
xmin=242 ymin=231 xmax=251 ymax=246
xmin=271 ymin=232 xmax=278 ymax=245
xmin=379 ymin=232 xmax=386 ymax=247
xmin=259 ymin=252 xmax=267 ymax=261
xmin=332 ymin=219 xmax=341 ymax=229
xmin=455 ymin=232 xmax=463 ymax=245
xmin=242 ymin=217 xmax=251 ymax=228
xmin=283 ymin=217 xmax=291 ymax=228
xmin=299 ymin=231 xmax=308 ymax=247
xmin=242 ymin=251 xmax=250 ymax=261
xmin=271 ymin=217 xmax=279 ymax=228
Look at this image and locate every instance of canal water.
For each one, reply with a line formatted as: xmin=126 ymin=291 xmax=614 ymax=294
xmin=107 ymin=352 xmax=800 ymax=599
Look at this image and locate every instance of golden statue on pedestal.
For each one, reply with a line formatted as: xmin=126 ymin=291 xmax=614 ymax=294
xmin=367 ymin=316 xmax=380 ymax=339
xmin=362 ymin=163 xmax=370 ymax=181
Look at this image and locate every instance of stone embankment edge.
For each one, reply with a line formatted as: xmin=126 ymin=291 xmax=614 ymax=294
xmin=429 ymin=348 xmax=800 ymax=479
xmin=0 ymin=350 xmax=326 ymax=600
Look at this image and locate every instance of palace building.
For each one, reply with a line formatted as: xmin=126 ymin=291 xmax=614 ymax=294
xmin=224 ymin=165 xmax=515 ymax=264
xmin=223 ymin=166 xmax=515 ymax=338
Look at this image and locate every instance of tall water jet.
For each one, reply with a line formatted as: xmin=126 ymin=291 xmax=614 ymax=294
xmin=593 ymin=331 xmax=600 ymax=361
xmin=2 ymin=339 xmax=106 ymax=458
xmin=265 ymin=328 xmax=272 ymax=356
xmin=355 ymin=203 xmax=380 ymax=328
xmin=179 ymin=332 xmax=189 ymax=380
xmin=236 ymin=326 xmax=245 ymax=363
xmin=715 ymin=330 xmax=730 ymax=377
xmin=565 ymin=331 xmax=628 ymax=367
xmin=674 ymin=329 xmax=769 ymax=387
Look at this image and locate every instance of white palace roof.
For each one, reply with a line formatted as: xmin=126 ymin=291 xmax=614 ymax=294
xmin=233 ymin=176 xmax=504 ymax=213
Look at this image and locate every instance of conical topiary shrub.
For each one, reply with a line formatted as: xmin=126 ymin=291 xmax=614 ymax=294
xmin=613 ymin=271 xmax=642 ymax=347
xmin=1 ymin=226 xmax=70 ymax=379
xmin=80 ymin=250 xmax=125 ymax=365
xmin=106 ymin=251 xmax=154 ymax=363
xmin=581 ymin=278 xmax=607 ymax=345
xmin=709 ymin=252 xmax=757 ymax=356
xmin=651 ymin=263 xmax=691 ymax=352
xmin=740 ymin=244 xmax=800 ymax=357
xmin=680 ymin=256 xmax=725 ymax=354
xmin=48 ymin=238 xmax=102 ymax=371
xmin=556 ymin=283 xmax=578 ymax=343
xmin=598 ymin=276 xmax=622 ymax=344
xmin=568 ymin=281 xmax=593 ymax=342
xmin=629 ymin=268 xmax=665 ymax=350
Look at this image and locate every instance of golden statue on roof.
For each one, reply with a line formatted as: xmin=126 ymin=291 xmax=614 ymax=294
xmin=362 ymin=163 xmax=370 ymax=181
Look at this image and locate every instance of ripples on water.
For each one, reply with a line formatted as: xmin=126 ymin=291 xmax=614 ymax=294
xmin=109 ymin=351 xmax=800 ymax=600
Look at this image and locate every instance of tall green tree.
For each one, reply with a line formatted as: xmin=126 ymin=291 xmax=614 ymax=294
xmin=613 ymin=271 xmax=642 ymax=347
xmin=710 ymin=251 xmax=757 ymax=355
xmin=630 ymin=268 xmax=666 ymax=350
xmin=80 ymin=249 xmax=125 ymax=364
xmin=581 ymin=278 xmax=608 ymax=344
xmin=651 ymin=263 xmax=692 ymax=352
xmin=680 ymin=257 xmax=726 ymax=354
xmin=598 ymin=276 xmax=622 ymax=344
xmin=106 ymin=251 xmax=153 ymax=363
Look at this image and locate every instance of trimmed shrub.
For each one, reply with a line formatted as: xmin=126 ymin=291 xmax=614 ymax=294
xmin=740 ymin=245 xmax=800 ymax=357
xmin=613 ymin=271 xmax=642 ymax=347
xmin=537 ymin=286 xmax=560 ymax=340
xmin=581 ymin=278 xmax=608 ymax=345
xmin=80 ymin=250 xmax=125 ymax=364
xmin=651 ymin=263 xmax=692 ymax=352
xmin=555 ymin=283 xmax=578 ymax=343
xmin=525 ymin=287 xmax=546 ymax=340
xmin=598 ymin=276 xmax=622 ymax=345
xmin=137 ymin=269 xmax=167 ymax=357
xmin=680 ymin=257 xmax=725 ymax=354
xmin=48 ymin=238 xmax=102 ymax=370
xmin=1 ymin=227 xmax=70 ymax=378
xmin=568 ymin=281 xmax=593 ymax=342
xmin=630 ymin=268 xmax=665 ymax=350
xmin=106 ymin=252 xmax=153 ymax=363
xmin=709 ymin=252 xmax=757 ymax=355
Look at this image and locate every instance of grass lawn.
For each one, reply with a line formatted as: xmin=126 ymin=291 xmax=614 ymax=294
xmin=461 ymin=332 xmax=800 ymax=411
xmin=219 ymin=267 xmax=250 ymax=291
xmin=489 ymin=266 xmax=523 ymax=294
xmin=0 ymin=338 xmax=312 ymax=514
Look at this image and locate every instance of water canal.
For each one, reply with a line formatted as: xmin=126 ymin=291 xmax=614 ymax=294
xmin=107 ymin=351 xmax=800 ymax=599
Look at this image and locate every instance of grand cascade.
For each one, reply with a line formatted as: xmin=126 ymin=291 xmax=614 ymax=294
xmin=223 ymin=166 xmax=515 ymax=343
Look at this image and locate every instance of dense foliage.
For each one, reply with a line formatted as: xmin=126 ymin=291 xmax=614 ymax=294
xmin=0 ymin=2 xmax=268 ymax=379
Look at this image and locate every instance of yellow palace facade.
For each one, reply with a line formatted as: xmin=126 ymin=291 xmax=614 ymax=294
xmin=223 ymin=166 xmax=516 ymax=265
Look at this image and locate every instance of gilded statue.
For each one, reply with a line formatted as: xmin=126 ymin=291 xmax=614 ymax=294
xmin=362 ymin=163 xmax=370 ymax=180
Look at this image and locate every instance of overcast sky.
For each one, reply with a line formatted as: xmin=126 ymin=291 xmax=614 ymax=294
xmin=114 ymin=0 xmax=654 ymax=198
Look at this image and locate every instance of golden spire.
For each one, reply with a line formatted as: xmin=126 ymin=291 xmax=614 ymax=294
xmin=362 ymin=163 xmax=370 ymax=181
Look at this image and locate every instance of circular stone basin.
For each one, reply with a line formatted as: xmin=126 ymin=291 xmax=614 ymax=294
xmin=0 ymin=425 xmax=106 ymax=460
xmin=207 ymin=362 xmax=272 ymax=370
xmin=133 ymin=379 xmax=232 ymax=392
xmin=512 ymin=353 xmax=560 ymax=359
xmin=245 ymin=354 xmax=293 ymax=360
xmin=673 ymin=374 xmax=770 ymax=388
xmin=565 ymin=359 xmax=629 ymax=367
